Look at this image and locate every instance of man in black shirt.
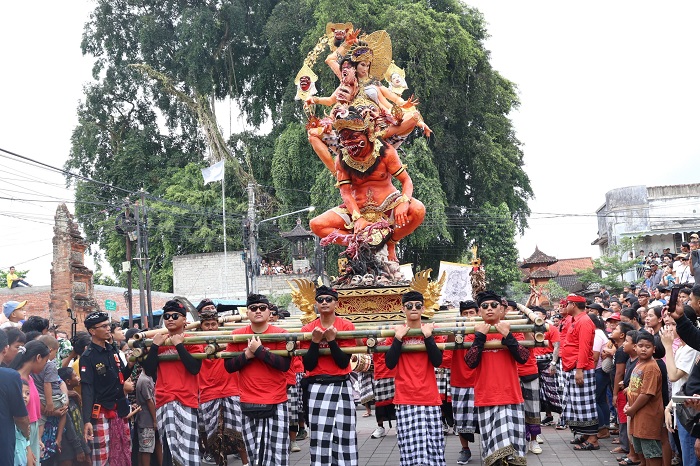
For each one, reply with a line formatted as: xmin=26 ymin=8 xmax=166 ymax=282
xmin=80 ymin=311 xmax=133 ymax=464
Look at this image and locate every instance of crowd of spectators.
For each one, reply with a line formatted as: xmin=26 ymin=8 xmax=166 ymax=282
xmin=259 ymin=259 xmax=313 ymax=276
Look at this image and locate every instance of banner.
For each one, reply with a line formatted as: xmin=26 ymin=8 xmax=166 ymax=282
xmin=438 ymin=261 xmax=473 ymax=307
xmin=201 ymin=160 xmax=225 ymax=184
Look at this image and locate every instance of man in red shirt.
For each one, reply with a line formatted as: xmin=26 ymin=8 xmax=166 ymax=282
xmin=196 ymin=302 xmax=249 ymax=466
xmin=514 ymin=305 xmax=543 ymax=456
xmin=143 ymin=300 xmax=203 ymax=466
xmin=300 ymin=285 xmax=358 ymax=466
xmin=450 ymin=300 xmax=480 ymax=464
xmin=466 ymin=291 xmax=529 ymax=466
xmin=224 ymin=293 xmax=291 ymax=466
xmin=369 ymin=344 xmax=396 ymax=439
xmin=386 ymin=291 xmax=445 ymax=466
xmin=531 ymin=306 xmax=562 ymax=426
xmin=559 ymin=293 xmax=599 ymax=451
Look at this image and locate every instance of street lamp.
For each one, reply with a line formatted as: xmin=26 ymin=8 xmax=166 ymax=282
xmin=250 ymin=206 xmax=315 ymax=293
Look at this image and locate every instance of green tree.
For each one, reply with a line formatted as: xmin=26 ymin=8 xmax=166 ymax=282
xmin=69 ymin=0 xmax=531 ymax=288
xmin=469 ymin=202 xmax=520 ymax=294
xmin=576 ymin=237 xmax=641 ymax=293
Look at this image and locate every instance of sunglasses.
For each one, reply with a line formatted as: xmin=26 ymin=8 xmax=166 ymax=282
xmin=248 ymin=305 xmax=268 ymax=312
xmin=404 ymin=302 xmax=423 ymax=310
xmin=480 ymin=302 xmax=500 ymax=310
xmin=162 ymin=313 xmax=182 ymax=321
xmin=315 ymin=297 xmax=336 ymax=304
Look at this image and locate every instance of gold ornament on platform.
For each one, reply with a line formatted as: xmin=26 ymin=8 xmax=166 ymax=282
xmin=409 ymin=269 xmax=446 ymax=319
xmin=287 ymin=279 xmax=318 ymax=324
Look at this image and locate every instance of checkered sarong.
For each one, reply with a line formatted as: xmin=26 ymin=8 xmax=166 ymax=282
xmin=537 ymin=360 xmax=563 ymax=414
xmin=561 ymin=369 xmax=598 ymax=435
xmin=476 ymin=404 xmax=527 ymax=466
xmin=90 ymin=412 xmax=130 ymax=466
xmin=199 ymin=396 xmax=244 ymax=462
xmin=451 ymin=386 xmax=477 ymax=434
xmin=396 ymin=404 xmax=446 ymax=466
xmin=520 ymin=377 xmax=541 ymax=426
xmin=307 ymin=379 xmax=358 ymax=466
xmin=287 ymin=384 xmax=300 ymax=425
xmin=157 ymin=401 xmax=200 ymax=466
xmin=359 ymin=371 xmax=375 ymax=405
xmin=435 ymin=368 xmax=452 ymax=401
xmin=242 ymin=401 xmax=289 ymax=466
xmin=373 ymin=377 xmax=395 ymax=404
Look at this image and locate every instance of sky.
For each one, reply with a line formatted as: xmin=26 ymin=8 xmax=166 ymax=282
xmin=1 ymin=1 xmax=699 ymax=286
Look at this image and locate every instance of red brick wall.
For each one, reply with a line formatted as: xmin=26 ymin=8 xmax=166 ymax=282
xmin=0 ymin=285 xmax=174 ymax=333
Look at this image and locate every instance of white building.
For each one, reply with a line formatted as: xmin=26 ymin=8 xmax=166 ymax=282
xmin=592 ymin=183 xmax=700 ymax=273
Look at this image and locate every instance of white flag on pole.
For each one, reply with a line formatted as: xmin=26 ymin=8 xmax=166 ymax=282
xmin=201 ymin=160 xmax=225 ymax=184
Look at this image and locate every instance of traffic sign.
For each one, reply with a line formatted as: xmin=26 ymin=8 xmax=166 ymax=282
xmin=105 ymin=300 xmax=117 ymax=311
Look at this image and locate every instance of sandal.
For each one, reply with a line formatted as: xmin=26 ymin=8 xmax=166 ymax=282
xmin=574 ymin=442 xmax=600 ymax=451
xmin=610 ymin=447 xmax=628 ymax=454
xmin=612 ymin=438 xmax=621 ymax=444
xmin=362 ymin=412 xmax=372 ymax=417
xmin=618 ymin=458 xmax=641 ymax=466
xmin=610 ymin=429 xmax=620 ymax=435
xmin=570 ymin=435 xmax=586 ymax=445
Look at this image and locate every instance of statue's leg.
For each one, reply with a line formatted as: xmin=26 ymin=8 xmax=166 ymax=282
xmin=391 ymin=198 xmax=426 ymax=241
xmin=309 ymin=209 xmax=350 ymax=242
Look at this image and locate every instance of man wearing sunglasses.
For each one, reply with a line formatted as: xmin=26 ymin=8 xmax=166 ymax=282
xmin=386 ymin=290 xmax=445 ymax=466
xmin=196 ymin=302 xmax=249 ymax=466
xmin=559 ymin=293 xmax=599 ymax=451
xmin=465 ymin=291 xmax=530 ymax=466
xmin=80 ymin=311 xmax=134 ymax=465
xmin=300 ymin=285 xmax=358 ymax=466
xmin=224 ymin=293 xmax=291 ymax=466
xmin=143 ymin=300 xmax=204 ymax=466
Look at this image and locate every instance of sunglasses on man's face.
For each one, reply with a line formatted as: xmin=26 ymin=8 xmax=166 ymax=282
xmin=248 ymin=305 xmax=269 ymax=312
xmin=480 ymin=302 xmax=500 ymax=310
xmin=404 ymin=302 xmax=423 ymax=310
xmin=315 ymin=297 xmax=336 ymax=304
xmin=162 ymin=313 xmax=182 ymax=321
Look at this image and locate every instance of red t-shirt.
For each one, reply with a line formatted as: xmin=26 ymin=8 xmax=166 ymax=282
xmin=559 ymin=315 xmax=573 ymax=344
xmin=450 ymin=334 xmax=477 ymax=388
xmin=473 ymin=333 xmax=524 ymax=407
xmin=286 ymin=356 xmax=304 ymax=386
xmin=533 ymin=325 xmax=560 ymax=357
xmin=373 ymin=349 xmax=396 ymax=380
xmin=225 ymin=325 xmax=289 ymax=404
xmin=299 ymin=317 xmax=356 ymax=377
xmin=560 ymin=312 xmax=595 ymax=371
xmin=515 ymin=333 xmax=538 ymax=377
xmin=385 ymin=336 xmax=441 ymax=406
xmin=199 ymin=359 xmax=239 ymax=403
xmin=155 ymin=343 xmax=205 ymax=409
xmin=437 ymin=335 xmax=452 ymax=368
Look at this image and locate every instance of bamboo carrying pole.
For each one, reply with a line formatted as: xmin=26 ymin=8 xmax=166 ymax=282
xmin=131 ymin=314 xmax=247 ymax=340
xmin=131 ymin=339 xmax=549 ymax=362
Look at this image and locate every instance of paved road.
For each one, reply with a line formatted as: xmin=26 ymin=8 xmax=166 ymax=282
xmin=210 ymin=408 xmax=620 ymax=465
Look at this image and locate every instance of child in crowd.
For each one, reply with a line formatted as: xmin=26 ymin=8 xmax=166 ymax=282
xmin=57 ymin=366 xmax=90 ymax=466
xmin=15 ymin=379 xmax=33 ymax=466
xmin=34 ymin=335 xmax=68 ymax=450
xmin=625 ymin=330 xmax=664 ymax=466
xmin=135 ymin=371 xmax=161 ymax=466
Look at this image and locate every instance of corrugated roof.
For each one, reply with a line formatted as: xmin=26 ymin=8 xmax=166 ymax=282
xmin=550 ymin=258 xmax=594 ymax=276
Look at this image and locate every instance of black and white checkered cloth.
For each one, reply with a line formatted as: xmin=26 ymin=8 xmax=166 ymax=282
xmin=561 ymin=368 xmax=598 ymax=435
xmin=520 ymin=377 xmax=541 ymax=426
xmin=287 ymin=384 xmax=300 ymax=426
xmin=538 ymin=364 xmax=563 ymax=414
xmin=395 ymin=404 xmax=446 ymax=466
xmin=435 ymin=368 xmax=452 ymax=400
xmin=476 ymin=403 xmax=527 ymax=466
xmin=373 ymin=377 xmax=395 ymax=403
xmin=307 ymin=379 xmax=358 ymax=466
xmin=241 ymin=401 xmax=290 ymax=466
xmin=451 ymin=386 xmax=477 ymax=434
xmin=359 ymin=371 xmax=375 ymax=405
xmin=200 ymin=395 xmax=243 ymax=439
xmin=157 ymin=401 xmax=200 ymax=466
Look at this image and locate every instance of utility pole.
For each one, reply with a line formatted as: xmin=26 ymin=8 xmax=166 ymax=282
xmin=242 ymin=219 xmax=250 ymax=297
xmin=140 ymin=190 xmax=153 ymax=328
xmin=134 ymin=200 xmax=146 ymax=324
xmin=247 ymin=183 xmax=258 ymax=294
xmin=122 ymin=199 xmax=134 ymax=328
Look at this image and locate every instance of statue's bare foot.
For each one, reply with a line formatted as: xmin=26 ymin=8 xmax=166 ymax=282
xmin=387 ymin=241 xmax=398 ymax=262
